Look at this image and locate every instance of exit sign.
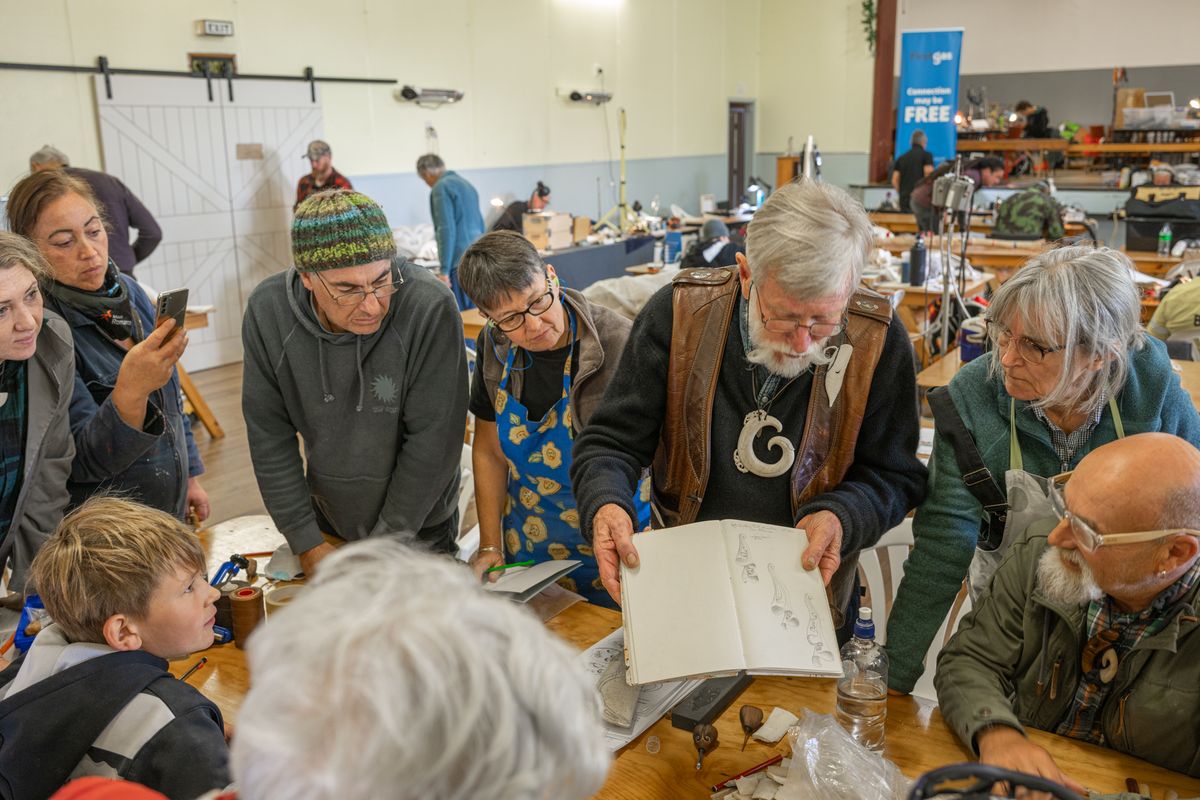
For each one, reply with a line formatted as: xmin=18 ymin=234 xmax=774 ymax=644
xmin=196 ymin=19 xmax=234 ymax=37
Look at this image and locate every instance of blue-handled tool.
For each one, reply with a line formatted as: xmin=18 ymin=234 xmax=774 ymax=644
xmin=210 ymin=554 xmax=251 ymax=587
xmin=212 ymin=625 xmax=232 ymax=645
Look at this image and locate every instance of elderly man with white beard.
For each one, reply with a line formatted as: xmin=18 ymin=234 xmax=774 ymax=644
xmin=570 ymin=179 xmax=927 ymax=639
xmin=936 ymin=432 xmax=1200 ymax=787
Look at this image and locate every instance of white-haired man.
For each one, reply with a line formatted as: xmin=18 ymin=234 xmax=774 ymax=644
xmin=231 ymin=539 xmax=611 ymax=800
xmin=570 ymin=180 xmax=927 ymax=636
xmin=937 ymin=432 xmax=1200 ymax=787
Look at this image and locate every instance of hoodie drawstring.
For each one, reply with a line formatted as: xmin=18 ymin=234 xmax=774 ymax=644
xmin=318 ymin=338 xmax=334 ymax=403
xmin=356 ymin=336 xmax=365 ymax=412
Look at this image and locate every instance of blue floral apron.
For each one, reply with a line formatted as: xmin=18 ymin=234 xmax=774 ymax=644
xmin=494 ymin=311 xmax=650 ymax=608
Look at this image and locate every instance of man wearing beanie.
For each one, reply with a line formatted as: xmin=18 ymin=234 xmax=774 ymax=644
xmin=242 ymin=189 xmax=468 ymax=576
xmin=680 ymin=218 xmax=744 ymax=269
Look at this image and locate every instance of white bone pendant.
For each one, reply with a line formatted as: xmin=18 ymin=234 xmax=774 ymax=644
xmin=824 ymin=344 xmax=854 ymax=407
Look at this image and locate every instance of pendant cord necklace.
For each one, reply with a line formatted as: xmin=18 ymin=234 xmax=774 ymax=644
xmin=750 ymin=366 xmax=801 ymax=413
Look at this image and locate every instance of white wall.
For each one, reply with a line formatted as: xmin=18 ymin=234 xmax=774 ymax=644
xmin=757 ymin=0 xmax=874 ymax=155
xmin=1 ymin=0 xmax=761 ymax=192
xmin=895 ymin=0 xmax=1200 ymax=75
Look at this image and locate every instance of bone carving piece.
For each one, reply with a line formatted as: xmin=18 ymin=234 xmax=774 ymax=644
xmin=734 ymin=410 xmax=795 ymax=478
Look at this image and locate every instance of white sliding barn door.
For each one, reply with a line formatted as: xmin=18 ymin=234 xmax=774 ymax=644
xmin=95 ymin=75 xmax=322 ymax=370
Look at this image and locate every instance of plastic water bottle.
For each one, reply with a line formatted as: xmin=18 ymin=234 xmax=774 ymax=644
xmin=909 ymin=234 xmax=927 ymax=286
xmin=835 ymin=607 xmax=888 ymax=752
xmin=1159 ymin=222 xmax=1174 ymax=257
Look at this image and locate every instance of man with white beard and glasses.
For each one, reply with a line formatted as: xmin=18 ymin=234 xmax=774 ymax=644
xmin=936 ymin=433 xmax=1200 ymax=787
xmin=570 ymin=179 xmax=927 ymax=640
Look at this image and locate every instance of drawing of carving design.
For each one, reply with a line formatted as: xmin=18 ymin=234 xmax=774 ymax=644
xmin=805 ymin=595 xmax=836 ymax=666
xmin=767 ymin=564 xmax=799 ymax=629
xmin=736 ymin=533 xmax=750 ymax=563
xmin=741 ymin=563 xmax=759 ymax=583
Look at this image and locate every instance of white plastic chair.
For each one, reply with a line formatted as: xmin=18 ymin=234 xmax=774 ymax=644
xmin=910 ymin=585 xmax=974 ymax=702
xmin=856 ymin=518 xmax=915 ymax=645
xmin=456 ymin=443 xmax=480 ymax=563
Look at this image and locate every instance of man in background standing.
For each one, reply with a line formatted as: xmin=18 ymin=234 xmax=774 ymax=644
xmin=29 ymin=146 xmax=162 ymax=278
xmin=891 ymin=130 xmax=935 ymax=213
xmin=295 ymin=140 xmax=353 ymax=210
xmin=417 ymin=153 xmax=484 ymax=310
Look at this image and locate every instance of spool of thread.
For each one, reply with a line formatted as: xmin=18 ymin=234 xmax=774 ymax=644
xmin=215 ymin=579 xmax=250 ymax=631
xmin=230 ymin=586 xmax=265 ymax=649
xmin=264 ymin=584 xmax=306 ymax=616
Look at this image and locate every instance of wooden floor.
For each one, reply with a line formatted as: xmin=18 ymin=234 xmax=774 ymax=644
xmin=189 ymin=363 xmax=267 ymax=527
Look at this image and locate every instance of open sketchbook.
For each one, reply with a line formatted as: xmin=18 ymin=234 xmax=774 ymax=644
xmin=620 ymin=519 xmax=842 ymax=685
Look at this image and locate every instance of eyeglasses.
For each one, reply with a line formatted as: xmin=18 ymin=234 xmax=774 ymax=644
xmin=1048 ymin=471 xmax=1200 ymax=553
xmin=315 ymin=271 xmax=404 ymax=307
xmin=988 ymin=321 xmax=1064 ymax=365
xmin=489 ymin=279 xmax=556 ymax=333
xmin=751 ymin=284 xmax=845 ymax=338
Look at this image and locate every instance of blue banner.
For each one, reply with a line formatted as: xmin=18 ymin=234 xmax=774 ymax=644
xmin=895 ymin=29 xmax=964 ymax=167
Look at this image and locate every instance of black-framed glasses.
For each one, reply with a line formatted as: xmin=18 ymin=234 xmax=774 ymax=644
xmin=750 ymin=283 xmax=845 ymax=337
xmin=988 ymin=321 xmax=1064 ymax=365
xmin=490 ymin=279 xmax=556 ymax=332
xmin=315 ymin=270 xmax=404 ymax=307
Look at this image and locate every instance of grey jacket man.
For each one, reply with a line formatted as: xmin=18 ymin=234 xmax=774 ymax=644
xmin=2 ymin=310 xmax=75 ymax=591
xmin=242 ymin=260 xmax=468 ymax=556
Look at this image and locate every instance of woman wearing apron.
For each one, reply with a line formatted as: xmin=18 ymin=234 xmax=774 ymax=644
xmin=886 ymin=246 xmax=1200 ymax=694
xmin=459 ymin=231 xmax=649 ymax=608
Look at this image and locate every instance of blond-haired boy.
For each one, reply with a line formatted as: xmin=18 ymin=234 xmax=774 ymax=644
xmin=0 ymin=497 xmax=228 ymax=799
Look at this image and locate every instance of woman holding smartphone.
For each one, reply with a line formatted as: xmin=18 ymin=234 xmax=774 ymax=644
xmin=5 ymin=170 xmax=209 ymax=522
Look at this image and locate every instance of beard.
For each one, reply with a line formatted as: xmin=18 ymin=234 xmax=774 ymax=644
xmin=1036 ymin=547 xmax=1103 ymax=607
xmin=745 ymin=308 xmax=836 ymax=379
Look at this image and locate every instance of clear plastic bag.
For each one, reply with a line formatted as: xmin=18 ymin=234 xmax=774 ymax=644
xmin=775 ymin=711 xmax=912 ymax=800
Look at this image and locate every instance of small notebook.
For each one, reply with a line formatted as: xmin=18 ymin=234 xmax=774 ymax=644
xmin=620 ymin=519 xmax=842 ymax=685
xmin=484 ymin=560 xmax=581 ymax=603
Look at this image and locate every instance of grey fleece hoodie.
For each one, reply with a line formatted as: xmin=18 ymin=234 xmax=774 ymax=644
xmin=241 ymin=259 xmax=467 ymax=555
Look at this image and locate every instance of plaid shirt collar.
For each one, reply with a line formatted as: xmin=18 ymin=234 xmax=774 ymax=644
xmin=1032 ymin=392 xmax=1107 ymax=473
xmin=1056 ymin=558 xmax=1200 ymax=744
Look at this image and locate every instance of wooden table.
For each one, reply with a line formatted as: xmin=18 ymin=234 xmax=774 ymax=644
xmin=918 ymin=349 xmax=1200 ymax=410
xmin=169 ymin=598 xmax=1200 ymax=798
xmin=872 ymin=273 xmax=994 ymax=334
xmin=178 ymin=311 xmax=224 ymax=439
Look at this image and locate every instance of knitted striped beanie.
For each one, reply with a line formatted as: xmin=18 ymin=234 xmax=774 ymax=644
xmin=291 ymin=189 xmax=396 ymax=272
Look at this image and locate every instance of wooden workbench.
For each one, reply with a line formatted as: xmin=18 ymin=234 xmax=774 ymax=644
xmin=171 ymin=598 xmax=1200 ymax=798
xmin=872 ymin=273 xmax=994 ymax=334
xmin=869 ymin=211 xmax=1089 ymax=239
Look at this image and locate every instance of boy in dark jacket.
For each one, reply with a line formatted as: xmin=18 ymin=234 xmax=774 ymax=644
xmin=0 ymin=497 xmax=229 ymax=800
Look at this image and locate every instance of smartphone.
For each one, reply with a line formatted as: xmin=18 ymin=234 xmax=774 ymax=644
xmin=155 ymin=288 xmax=189 ymax=341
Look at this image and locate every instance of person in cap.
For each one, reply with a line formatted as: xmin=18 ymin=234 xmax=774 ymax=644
xmin=491 ymin=181 xmax=552 ymax=233
xmin=29 ymin=145 xmax=162 ymax=278
xmin=242 ymin=189 xmax=468 ymax=576
xmin=679 ymin=218 xmax=744 ymax=269
xmin=295 ymin=140 xmax=353 ymax=210
xmin=416 ymin=153 xmax=485 ymax=310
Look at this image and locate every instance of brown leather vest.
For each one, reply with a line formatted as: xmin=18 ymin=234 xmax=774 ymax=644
xmin=650 ymin=266 xmax=894 ymax=625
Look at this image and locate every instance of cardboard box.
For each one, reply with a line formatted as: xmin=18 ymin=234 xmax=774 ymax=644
xmin=573 ymin=216 xmax=591 ymax=243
